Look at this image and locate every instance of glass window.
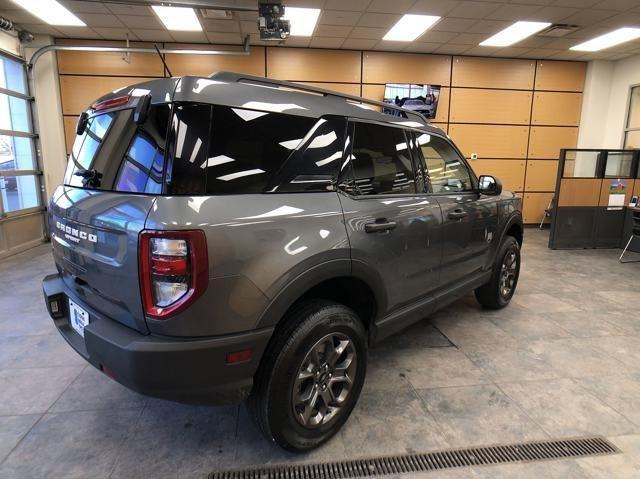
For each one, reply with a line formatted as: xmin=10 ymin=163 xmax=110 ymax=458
xmin=350 ymin=122 xmax=415 ymax=195
xmin=605 ymin=152 xmax=634 ymax=178
xmin=263 ymin=116 xmax=347 ymax=193
xmin=0 ymin=94 xmax=30 ymax=133
xmin=1 ymin=174 xmax=39 ymax=212
xmin=166 ymin=103 xmax=209 ymax=195
xmin=203 ymin=106 xmax=317 ymax=195
xmin=64 ymin=104 xmax=171 ymax=192
xmin=418 ymin=133 xmax=473 ymax=193
xmin=562 ymin=151 xmax=600 ymax=178
xmin=0 ymin=54 xmax=40 ymax=216
xmin=0 ymin=56 xmax=26 ymax=95
xmin=624 ymin=86 xmax=640 ymax=150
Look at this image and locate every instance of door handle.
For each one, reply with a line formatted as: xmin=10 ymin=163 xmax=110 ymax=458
xmin=365 ymin=221 xmax=397 ymax=233
xmin=447 ymin=209 xmax=468 ymax=220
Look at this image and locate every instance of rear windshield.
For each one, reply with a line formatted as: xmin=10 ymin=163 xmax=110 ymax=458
xmin=64 ymin=104 xmax=171 ymax=193
xmin=64 ymin=103 xmax=346 ymax=195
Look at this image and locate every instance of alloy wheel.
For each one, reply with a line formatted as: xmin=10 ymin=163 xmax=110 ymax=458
xmin=499 ymin=249 xmax=518 ymax=298
xmin=292 ymin=333 xmax=357 ymax=428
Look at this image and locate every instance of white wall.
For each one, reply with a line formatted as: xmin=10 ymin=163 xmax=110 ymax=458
xmin=578 ymin=54 xmax=640 ymax=150
xmin=25 ymin=35 xmax=67 ymax=198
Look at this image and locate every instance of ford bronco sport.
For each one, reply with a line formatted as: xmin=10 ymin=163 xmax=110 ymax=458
xmin=43 ymin=71 xmax=523 ymax=451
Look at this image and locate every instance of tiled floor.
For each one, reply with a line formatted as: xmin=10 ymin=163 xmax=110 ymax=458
xmin=1 ymin=229 xmax=640 ymax=478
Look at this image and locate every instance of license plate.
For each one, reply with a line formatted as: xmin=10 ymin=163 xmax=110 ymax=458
xmin=69 ymin=299 xmax=89 ymax=337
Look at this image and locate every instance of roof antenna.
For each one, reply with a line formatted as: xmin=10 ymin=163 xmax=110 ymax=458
xmin=154 ymin=44 xmax=173 ymax=77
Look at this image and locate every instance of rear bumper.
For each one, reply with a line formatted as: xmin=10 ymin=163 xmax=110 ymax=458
xmin=42 ymin=273 xmax=272 ymax=405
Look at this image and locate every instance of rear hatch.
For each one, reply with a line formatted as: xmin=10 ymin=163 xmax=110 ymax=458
xmin=50 ymin=86 xmax=174 ymax=333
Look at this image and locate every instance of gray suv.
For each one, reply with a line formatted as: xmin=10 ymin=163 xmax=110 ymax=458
xmin=42 ymin=71 xmax=523 ymax=452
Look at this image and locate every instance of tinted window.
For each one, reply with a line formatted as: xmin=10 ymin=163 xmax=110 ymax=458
xmin=203 ymin=106 xmax=318 ymax=194
xmin=166 ymin=103 xmax=209 ymax=195
xmin=350 ymin=122 xmax=415 ymax=195
xmin=64 ymin=104 xmax=171 ymax=192
xmin=264 ymin=116 xmax=347 ymax=193
xmin=418 ymin=134 xmax=473 ymax=193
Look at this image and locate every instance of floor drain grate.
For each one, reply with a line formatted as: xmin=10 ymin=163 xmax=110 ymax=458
xmin=210 ymin=436 xmax=618 ymax=479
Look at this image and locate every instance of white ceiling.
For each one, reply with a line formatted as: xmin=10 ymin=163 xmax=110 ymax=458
xmin=2 ymin=0 xmax=640 ymax=60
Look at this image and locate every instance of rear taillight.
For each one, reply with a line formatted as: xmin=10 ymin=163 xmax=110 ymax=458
xmin=139 ymin=230 xmax=208 ymax=319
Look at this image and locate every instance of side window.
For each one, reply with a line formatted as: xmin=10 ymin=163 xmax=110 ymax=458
xmin=268 ymin=116 xmax=347 ymax=193
xmin=417 ymin=133 xmax=473 ymax=193
xmin=166 ymin=103 xmax=210 ymax=195
xmin=351 ymin=122 xmax=415 ymax=195
xmin=204 ymin=106 xmax=317 ymax=194
xmin=114 ymin=104 xmax=171 ymax=193
xmin=406 ymin=131 xmax=427 ymax=193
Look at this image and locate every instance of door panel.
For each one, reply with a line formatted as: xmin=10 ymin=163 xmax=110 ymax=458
xmin=340 ymin=121 xmax=444 ymax=315
xmin=436 ymin=193 xmax=497 ymax=287
xmin=340 ymin=193 xmax=442 ymax=313
xmin=417 ymin=132 xmax=497 ymax=287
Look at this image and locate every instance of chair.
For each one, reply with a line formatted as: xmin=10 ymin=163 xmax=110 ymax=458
xmin=539 ymin=197 xmax=554 ymax=229
xmin=619 ymin=207 xmax=640 ymax=263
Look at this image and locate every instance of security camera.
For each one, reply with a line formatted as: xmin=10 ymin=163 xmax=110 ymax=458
xmin=258 ymin=1 xmax=290 ymax=41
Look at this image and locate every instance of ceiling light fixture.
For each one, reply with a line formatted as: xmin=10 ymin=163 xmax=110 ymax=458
xmin=570 ymin=27 xmax=640 ymax=51
xmin=13 ymin=0 xmax=85 ymax=26
xmin=283 ymin=7 xmax=320 ymax=37
xmin=152 ymin=6 xmax=202 ymax=31
xmin=480 ymin=21 xmax=551 ymax=47
xmin=383 ymin=14 xmax=441 ymax=42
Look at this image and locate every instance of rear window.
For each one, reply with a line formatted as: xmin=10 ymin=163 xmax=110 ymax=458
xmin=166 ymin=104 xmax=346 ymax=195
xmin=64 ymin=104 xmax=171 ymax=192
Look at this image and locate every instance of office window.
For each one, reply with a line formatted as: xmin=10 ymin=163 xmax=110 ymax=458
xmin=624 ymin=86 xmax=640 ymax=149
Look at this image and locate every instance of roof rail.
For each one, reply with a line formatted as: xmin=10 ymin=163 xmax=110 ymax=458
xmin=208 ymin=71 xmax=428 ymax=124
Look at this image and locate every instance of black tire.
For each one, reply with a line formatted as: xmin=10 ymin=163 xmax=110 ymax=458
xmin=248 ymin=300 xmax=367 ymax=452
xmin=475 ymin=235 xmax=520 ymax=309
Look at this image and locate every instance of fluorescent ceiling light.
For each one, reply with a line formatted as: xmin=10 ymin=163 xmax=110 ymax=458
xmin=283 ymin=7 xmax=320 ymax=37
xmin=570 ymin=27 xmax=640 ymax=52
xmin=383 ymin=15 xmax=441 ymax=42
xmin=152 ymin=6 xmax=202 ymax=31
xmin=480 ymin=21 xmax=551 ymax=47
xmin=14 ymin=0 xmax=85 ymax=26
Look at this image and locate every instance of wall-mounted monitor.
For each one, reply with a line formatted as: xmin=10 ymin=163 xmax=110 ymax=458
xmin=383 ymin=83 xmax=441 ymax=120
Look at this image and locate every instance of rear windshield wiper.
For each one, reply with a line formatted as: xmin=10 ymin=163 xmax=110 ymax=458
xmin=74 ymin=168 xmax=103 ymax=188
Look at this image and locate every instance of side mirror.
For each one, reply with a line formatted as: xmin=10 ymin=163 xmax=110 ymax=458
xmin=478 ymin=175 xmax=502 ymax=196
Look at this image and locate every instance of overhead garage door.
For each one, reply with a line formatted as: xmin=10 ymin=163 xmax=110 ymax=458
xmin=0 ymin=50 xmax=44 ymax=258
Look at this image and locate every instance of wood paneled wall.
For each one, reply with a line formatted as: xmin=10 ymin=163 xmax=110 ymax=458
xmin=57 ymin=40 xmax=586 ymax=224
